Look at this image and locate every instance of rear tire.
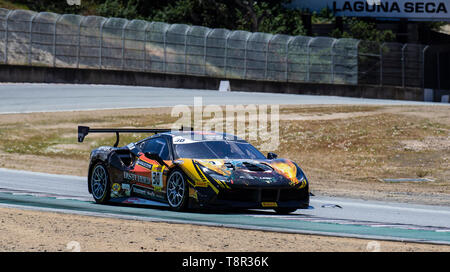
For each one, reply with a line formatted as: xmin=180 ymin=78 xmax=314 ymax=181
xmin=90 ymin=163 xmax=111 ymax=204
xmin=166 ymin=169 xmax=188 ymax=211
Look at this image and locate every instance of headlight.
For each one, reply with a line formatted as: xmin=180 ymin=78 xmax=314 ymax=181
xmin=209 ymin=173 xmax=228 ymax=182
xmin=200 ymin=165 xmax=212 ymax=174
xmin=296 ymin=169 xmax=305 ymax=181
xmin=200 ymin=166 xmax=228 ymax=182
xmin=294 ymin=163 xmax=308 ymax=186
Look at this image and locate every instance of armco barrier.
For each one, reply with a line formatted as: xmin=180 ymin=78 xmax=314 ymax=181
xmin=0 ymin=64 xmax=424 ymax=101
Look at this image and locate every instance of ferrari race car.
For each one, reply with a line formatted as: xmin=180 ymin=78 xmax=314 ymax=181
xmin=78 ymin=126 xmax=309 ymax=214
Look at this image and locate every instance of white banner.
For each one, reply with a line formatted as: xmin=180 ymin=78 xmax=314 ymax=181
xmin=289 ymin=0 xmax=450 ymax=21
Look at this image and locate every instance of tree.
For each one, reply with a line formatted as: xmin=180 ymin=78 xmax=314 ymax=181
xmin=331 ymin=18 xmax=395 ymax=43
xmin=13 ymin=0 xmax=83 ymax=14
xmin=234 ymin=0 xmax=264 ymax=32
xmin=151 ymin=0 xmax=235 ymax=29
xmin=97 ymin=0 xmax=140 ymax=19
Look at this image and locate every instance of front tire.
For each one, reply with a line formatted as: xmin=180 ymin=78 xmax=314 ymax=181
xmin=166 ymin=169 xmax=188 ymax=211
xmin=90 ymin=163 xmax=111 ymax=204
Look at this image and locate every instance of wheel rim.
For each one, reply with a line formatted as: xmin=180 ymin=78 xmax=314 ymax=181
xmin=167 ymin=171 xmax=185 ymax=208
xmin=91 ymin=165 xmax=107 ymax=200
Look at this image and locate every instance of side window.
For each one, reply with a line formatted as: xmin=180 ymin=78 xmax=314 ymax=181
xmin=142 ymin=138 xmax=170 ymax=160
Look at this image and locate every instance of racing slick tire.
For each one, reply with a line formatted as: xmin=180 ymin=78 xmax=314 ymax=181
xmin=90 ymin=163 xmax=111 ymax=204
xmin=166 ymin=169 xmax=189 ymax=211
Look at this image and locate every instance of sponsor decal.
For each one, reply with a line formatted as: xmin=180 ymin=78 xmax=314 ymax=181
xmin=121 ymin=183 xmax=131 ymax=196
xmin=259 ymin=176 xmax=275 ymax=184
xmin=289 ymin=0 xmax=449 ymax=20
xmin=261 ymin=202 xmax=278 ymax=208
xmin=195 ymin=180 xmax=209 ymax=187
xmin=132 ymin=186 xmax=147 ymax=195
xmin=189 ymin=187 xmax=198 ymax=200
xmin=132 ymin=185 xmax=165 ymax=200
xmin=287 ymin=0 xmax=450 ymax=21
xmin=173 ymin=137 xmax=186 ymax=143
xmin=112 ymin=183 xmax=121 ymax=192
xmin=137 ymin=160 xmax=153 ymax=170
xmin=124 ymin=172 xmax=151 ymax=185
xmin=172 ymin=136 xmax=196 ymax=144
xmin=332 ymin=1 xmax=447 ymax=14
xmin=122 ymin=197 xmax=145 ymax=204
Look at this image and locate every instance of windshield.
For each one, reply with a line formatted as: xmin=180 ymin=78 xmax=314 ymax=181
xmin=174 ymin=141 xmax=266 ymax=160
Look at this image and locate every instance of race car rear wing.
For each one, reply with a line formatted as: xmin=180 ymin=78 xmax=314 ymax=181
xmin=78 ymin=126 xmax=192 ymax=147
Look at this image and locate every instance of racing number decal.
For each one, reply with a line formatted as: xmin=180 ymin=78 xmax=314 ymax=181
xmin=151 ymin=165 xmax=165 ymax=189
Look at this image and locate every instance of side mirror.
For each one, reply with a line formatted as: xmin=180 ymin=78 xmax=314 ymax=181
xmin=267 ymin=152 xmax=278 ymax=160
xmin=144 ymin=152 xmax=167 ymax=167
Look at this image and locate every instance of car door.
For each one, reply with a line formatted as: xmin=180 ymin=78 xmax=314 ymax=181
xmin=129 ymin=137 xmax=170 ymax=200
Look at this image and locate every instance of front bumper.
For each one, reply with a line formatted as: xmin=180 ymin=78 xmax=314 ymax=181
xmin=192 ymin=186 xmax=310 ymax=210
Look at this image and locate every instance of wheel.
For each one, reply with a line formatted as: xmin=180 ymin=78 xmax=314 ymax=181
xmin=274 ymin=208 xmax=297 ymax=214
xmin=166 ymin=169 xmax=188 ymax=211
xmin=90 ymin=163 xmax=111 ymax=204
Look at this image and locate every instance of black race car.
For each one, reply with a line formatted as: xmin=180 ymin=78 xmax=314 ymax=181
xmin=78 ymin=126 xmax=309 ymax=214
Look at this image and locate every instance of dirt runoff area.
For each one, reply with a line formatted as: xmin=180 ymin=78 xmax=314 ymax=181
xmin=1 ymin=206 xmax=449 ymax=252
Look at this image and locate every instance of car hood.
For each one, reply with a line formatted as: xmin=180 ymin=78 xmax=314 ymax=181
xmin=179 ymin=158 xmax=307 ymax=189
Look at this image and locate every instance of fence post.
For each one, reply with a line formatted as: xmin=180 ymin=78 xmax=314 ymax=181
xmin=143 ymin=22 xmax=152 ymax=72
xmin=163 ymin=26 xmax=168 ymax=73
xmin=204 ymin=29 xmax=213 ymax=76
xmin=77 ymin=17 xmax=84 ymax=69
xmin=4 ymin=10 xmax=14 ymax=64
xmin=306 ymin=38 xmax=314 ymax=82
xmin=29 ymin=13 xmax=38 ymax=66
xmin=99 ymin=19 xmax=107 ymax=69
xmin=184 ymin=26 xmax=190 ymax=75
xmin=330 ymin=39 xmax=338 ymax=84
xmin=401 ymin=44 xmax=407 ymax=88
xmin=224 ymin=32 xmax=232 ymax=78
xmin=54 ymin=15 xmax=63 ymax=67
xmin=244 ymin=33 xmax=251 ymax=79
xmin=121 ymin=20 xmax=132 ymax=70
xmin=121 ymin=20 xmax=129 ymax=70
xmin=265 ymin=35 xmax=275 ymax=80
xmin=422 ymin=45 xmax=429 ymax=89
xmin=285 ymin=37 xmax=294 ymax=82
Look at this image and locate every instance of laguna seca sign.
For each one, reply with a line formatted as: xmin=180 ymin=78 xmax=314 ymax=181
xmin=289 ymin=0 xmax=450 ymax=20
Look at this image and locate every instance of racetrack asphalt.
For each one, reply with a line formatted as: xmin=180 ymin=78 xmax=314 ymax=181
xmin=0 ymin=83 xmax=448 ymax=114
